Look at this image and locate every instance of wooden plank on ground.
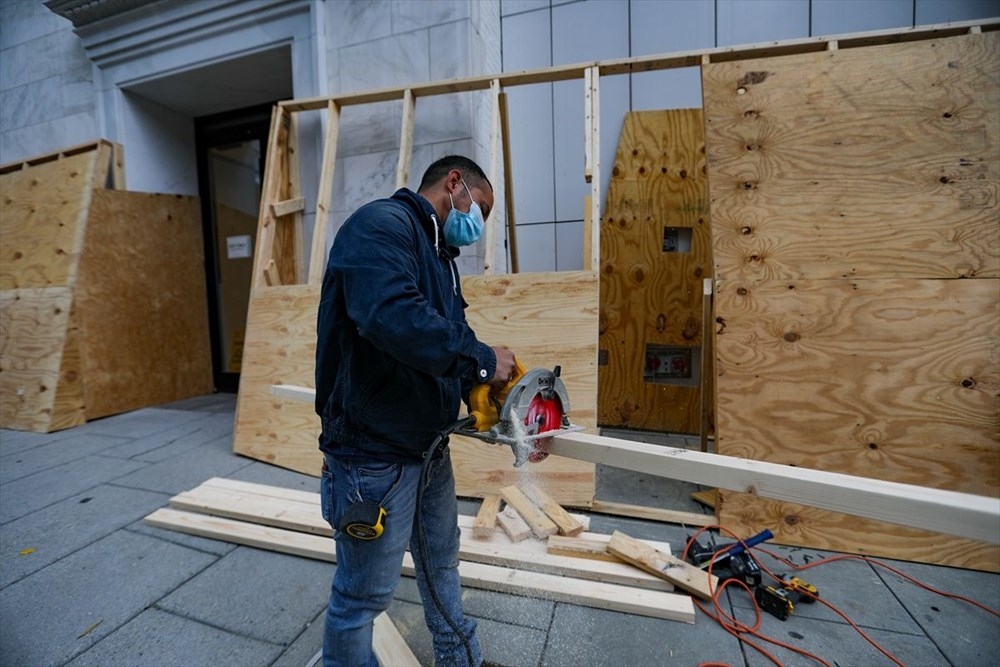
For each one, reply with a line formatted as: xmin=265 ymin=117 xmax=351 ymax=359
xmin=144 ymin=508 xmax=695 ymax=623
xmin=523 ymin=484 xmax=584 ymax=536
xmin=590 ymin=499 xmax=713 ymax=527
xmin=474 ymin=495 xmax=502 ymax=539
xmin=607 ymin=530 xmax=718 ymax=601
xmin=499 ymin=486 xmax=557 ymax=538
xmin=547 ymin=432 xmax=1000 ymax=545
xmin=689 ymin=490 xmax=718 ymax=510
xmin=547 ymin=535 xmax=620 ymax=563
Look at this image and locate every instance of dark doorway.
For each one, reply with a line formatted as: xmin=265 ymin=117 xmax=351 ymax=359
xmin=195 ymin=104 xmax=275 ymax=393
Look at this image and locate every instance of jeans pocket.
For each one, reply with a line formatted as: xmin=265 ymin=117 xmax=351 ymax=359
xmin=320 ymin=463 xmax=336 ymax=527
xmin=355 ymin=461 xmax=403 ymax=506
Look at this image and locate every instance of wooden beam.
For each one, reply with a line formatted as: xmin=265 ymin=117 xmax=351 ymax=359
xmin=373 ymin=613 xmax=419 ymax=667
xmin=263 ymin=259 xmax=281 ymax=287
xmin=308 ymin=100 xmax=341 ymax=285
xmin=607 ymin=530 xmax=718 ymax=601
xmin=587 ymin=66 xmax=601 ymax=272
xmin=547 ymin=535 xmax=621 ymax=563
xmin=584 ymin=67 xmax=594 ymax=183
xmin=145 ymin=508 xmax=695 ymax=622
xmin=498 ymin=90 xmax=518 ymax=273
xmin=395 ymin=89 xmax=415 ymax=190
xmin=277 ymin=18 xmax=998 ymax=114
xmin=270 ymin=197 xmax=305 ymax=218
xmin=474 ymin=494 xmax=502 ymax=539
xmin=483 ymin=81 xmax=500 ymax=275
xmin=271 ymin=383 xmax=315 ymax=402
xmin=699 ymin=278 xmax=713 ymax=453
xmin=286 ymin=113 xmax=306 ymax=285
xmin=589 ymin=499 xmax=713 ymax=528
xmin=548 ymin=432 xmax=1000 ymax=544
xmin=252 ymin=106 xmax=287 ymax=289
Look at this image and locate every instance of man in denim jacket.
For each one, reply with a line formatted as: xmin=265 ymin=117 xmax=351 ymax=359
xmin=316 ymin=155 xmax=517 ymax=667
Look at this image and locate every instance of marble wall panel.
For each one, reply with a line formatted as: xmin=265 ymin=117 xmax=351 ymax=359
xmin=551 ymin=0 xmax=629 ymax=65
xmin=555 ymin=219 xmax=584 ymax=271
xmin=326 ymin=0 xmax=392 ymax=49
xmin=0 ymin=0 xmax=68 ymax=50
xmin=631 ymin=68 xmax=703 ymax=112
xmin=0 ymin=29 xmax=90 ymax=91
xmin=336 ymin=101 xmax=402 ymax=158
xmin=392 ymin=0 xmax=469 ymax=33
xmin=501 ymin=0 xmax=549 ymax=17
xmin=337 ymin=30 xmax=430 ymax=93
xmin=513 ymin=222 xmax=557 ymax=273
xmin=631 ymin=0 xmax=714 ymax=56
xmin=0 ymin=111 xmax=99 ymax=164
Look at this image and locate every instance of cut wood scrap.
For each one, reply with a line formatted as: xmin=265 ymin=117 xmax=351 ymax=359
xmin=549 ymin=432 xmax=1000 ymax=544
xmin=607 ymin=530 xmax=718 ymax=601
xmin=373 ymin=612 xmax=419 ymax=667
xmin=263 ymin=259 xmax=281 ymax=286
xmin=523 ymin=483 xmax=584 ymax=536
xmin=271 ymin=383 xmax=317 ymax=403
xmin=591 ymin=499 xmax=713 ymax=527
xmin=270 ymin=197 xmax=305 ymax=217
xmin=145 ymin=508 xmax=694 ymax=623
xmin=474 ymin=495 xmax=502 ymax=539
xmin=547 ymin=535 xmax=620 ymax=563
xmin=496 ymin=505 xmax=531 ymax=543
xmin=499 ymin=485 xmax=557 ymax=538
xmin=690 ymin=489 xmax=719 ymax=509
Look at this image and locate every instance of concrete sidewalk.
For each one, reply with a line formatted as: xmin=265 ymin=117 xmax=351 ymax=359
xmin=0 ymin=394 xmax=997 ymax=667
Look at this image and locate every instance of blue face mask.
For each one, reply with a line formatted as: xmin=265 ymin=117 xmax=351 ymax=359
xmin=443 ymin=180 xmax=485 ymax=247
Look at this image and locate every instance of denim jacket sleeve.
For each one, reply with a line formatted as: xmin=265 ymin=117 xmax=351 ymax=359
xmin=329 ymin=202 xmax=496 ymax=385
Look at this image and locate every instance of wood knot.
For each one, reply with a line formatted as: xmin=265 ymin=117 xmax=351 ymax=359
xmin=740 ymin=226 xmax=753 ymax=235
xmin=868 ymin=442 xmax=879 ymax=450
xmin=13 ymin=251 xmax=22 ymax=259
xmin=784 ymin=514 xmax=799 ymax=526
xmin=783 ymin=332 xmax=800 ymax=343
xmin=679 ymin=169 xmax=688 ymax=179
xmin=961 ymin=377 xmax=976 ymax=389
xmin=736 ymin=287 xmax=748 ymax=296
xmin=655 ymin=313 xmax=667 ymax=334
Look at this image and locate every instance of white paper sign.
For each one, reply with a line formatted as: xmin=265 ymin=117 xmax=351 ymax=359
xmin=226 ymin=235 xmax=252 ymax=259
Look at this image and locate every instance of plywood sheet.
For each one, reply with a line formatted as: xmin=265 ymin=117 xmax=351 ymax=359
xmin=714 ymin=278 xmax=999 ymax=487
xmin=704 ymin=32 xmax=999 ymax=281
xmin=0 ymin=287 xmax=85 ymax=431
xmin=598 ymin=110 xmax=713 ymax=433
xmin=0 ymin=150 xmax=100 ymax=290
xmin=75 ymin=190 xmax=213 ymax=419
xmin=233 ymin=284 xmax=321 ymax=474
xmin=233 ymin=272 xmax=599 ymax=505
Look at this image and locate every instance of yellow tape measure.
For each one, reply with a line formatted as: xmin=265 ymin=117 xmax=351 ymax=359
xmin=340 ymin=501 xmax=386 ymax=540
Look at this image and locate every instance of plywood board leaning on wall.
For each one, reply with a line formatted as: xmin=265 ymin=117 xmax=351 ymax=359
xmin=75 ymin=190 xmax=213 ymax=419
xmin=0 ymin=150 xmax=101 ymax=431
xmin=598 ymin=110 xmax=713 ymax=434
xmin=233 ymin=272 xmax=599 ymax=506
xmin=702 ymin=31 xmax=1000 ymax=570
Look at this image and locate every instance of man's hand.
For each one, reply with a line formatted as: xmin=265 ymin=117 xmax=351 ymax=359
xmin=490 ymin=346 xmax=516 ymax=388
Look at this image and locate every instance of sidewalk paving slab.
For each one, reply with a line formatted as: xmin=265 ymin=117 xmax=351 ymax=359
xmin=96 ymin=412 xmax=221 ymax=460
xmin=110 ymin=435 xmax=252 ymax=496
xmin=0 ymin=484 xmax=168 ymax=588
xmin=271 ymin=608 xmax=326 ymax=667
xmin=0 ymin=529 xmax=217 ymax=667
xmin=156 ymin=546 xmax=331 ymax=646
xmin=124 ymin=517 xmax=240 ymax=558
xmin=0 ymin=433 xmax=133 ymax=484
xmin=74 ymin=408 xmax=207 ymax=439
xmin=132 ymin=412 xmax=235 ymax=463
xmin=0 ymin=455 xmax=148 ymax=524
xmin=64 ymin=607 xmax=283 ymax=667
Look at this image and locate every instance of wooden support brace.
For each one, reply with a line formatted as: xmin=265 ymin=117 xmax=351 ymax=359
xmin=496 ymin=505 xmax=532 ymax=543
xmin=373 ymin=613 xmax=420 ymax=667
xmin=587 ymin=66 xmax=601 ymax=271
xmin=523 ymin=484 xmax=584 ymax=536
xmin=499 ymin=485 xmax=558 ymax=538
xmin=827 ymin=39 xmax=840 ymax=51
xmin=252 ymin=106 xmax=288 ymax=289
xmin=589 ymin=499 xmax=713 ymax=527
xmin=308 ymin=100 xmax=341 ymax=285
xmin=395 ymin=89 xmax=415 ymax=189
xmin=498 ymin=90 xmax=519 ymax=273
xmin=483 ymin=81 xmax=500 ymax=275
xmin=474 ymin=494 xmax=502 ymax=539
xmin=271 ymin=197 xmax=305 ymax=218
xmin=263 ymin=259 xmax=281 ymax=287
xmin=287 ymin=113 xmax=306 ymax=284
xmin=700 ymin=277 xmax=713 ymax=453
xmin=584 ymin=67 xmax=594 ymax=183
xmin=549 ymin=432 xmax=1000 ymax=544
xmin=607 ymin=530 xmax=718 ymax=601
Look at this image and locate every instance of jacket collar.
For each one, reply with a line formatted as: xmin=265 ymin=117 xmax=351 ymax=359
xmin=391 ymin=188 xmax=460 ymax=259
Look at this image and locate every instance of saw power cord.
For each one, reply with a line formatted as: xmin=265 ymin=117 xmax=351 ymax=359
xmin=686 ymin=525 xmax=1000 ymax=667
xmin=415 ymin=416 xmax=477 ymax=667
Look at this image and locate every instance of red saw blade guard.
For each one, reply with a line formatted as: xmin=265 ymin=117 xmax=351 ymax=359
xmin=525 ymin=393 xmax=563 ymax=463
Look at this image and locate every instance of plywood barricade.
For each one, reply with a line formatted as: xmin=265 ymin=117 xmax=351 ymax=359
xmin=0 ymin=141 xmax=212 ymax=432
xmin=702 ymin=30 xmax=1000 ymax=570
xmin=598 ymin=110 xmax=713 ymax=434
xmin=237 ymin=19 xmax=999 ymax=522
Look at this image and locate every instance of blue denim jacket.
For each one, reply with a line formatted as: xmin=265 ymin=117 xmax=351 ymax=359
xmin=315 ymin=188 xmax=496 ymax=461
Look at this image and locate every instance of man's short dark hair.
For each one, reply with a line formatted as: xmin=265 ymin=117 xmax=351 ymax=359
xmin=418 ymin=155 xmax=492 ymax=192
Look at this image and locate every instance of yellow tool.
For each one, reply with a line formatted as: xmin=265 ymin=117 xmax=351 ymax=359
xmin=462 ymin=363 xmax=583 ymax=467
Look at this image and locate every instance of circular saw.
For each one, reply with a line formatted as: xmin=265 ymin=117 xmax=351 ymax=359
xmin=462 ymin=362 xmax=584 ymax=467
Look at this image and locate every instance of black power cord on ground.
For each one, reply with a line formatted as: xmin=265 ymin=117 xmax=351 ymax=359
xmin=415 ymin=416 xmax=478 ymax=667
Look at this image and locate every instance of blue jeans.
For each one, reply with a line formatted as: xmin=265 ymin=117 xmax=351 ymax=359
xmin=320 ymin=449 xmax=480 ymax=667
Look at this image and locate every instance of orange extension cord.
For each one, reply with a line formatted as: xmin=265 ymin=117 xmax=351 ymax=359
xmin=686 ymin=525 xmax=1000 ymax=667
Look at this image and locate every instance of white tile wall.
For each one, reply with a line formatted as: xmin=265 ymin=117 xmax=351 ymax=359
xmin=501 ymin=0 xmax=549 ymax=17
xmin=631 ymin=68 xmax=704 ymax=112
xmin=916 ymin=0 xmax=1000 ymax=24
xmin=631 ymin=0 xmax=716 ymax=55
xmin=555 ymin=219 xmax=584 ymax=271
xmin=716 ymin=0 xmax=810 ymax=46
xmin=392 ymin=0 xmax=470 ymax=32
xmin=514 ymin=223 xmax=558 ymax=272
xmin=811 ymin=0 xmax=913 ymax=35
